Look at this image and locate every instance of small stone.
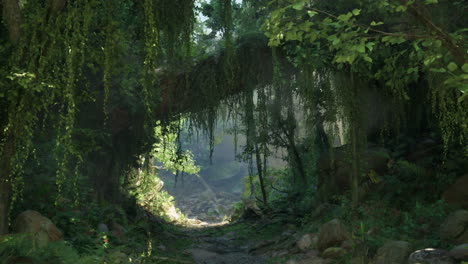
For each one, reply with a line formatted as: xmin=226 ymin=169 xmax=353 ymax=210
xmin=298 ymin=256 xmax=331 ymax=264
xmin=458 ymin=230 xmax=468 ymax=244
xmin=97 ymin=223 xmax=109 ymax=233
xmin=158 ymin=244 xmax=166 ymax=251
xmin=321 ymin=247 xmax=347 ymax=258
xmin=297 ymin=233 xmax=313 ymax=252
xmin=449 ymin=244 xmax=468 ymax=260
xmin=372 ymin=240 xmax=412 ymax=264
xmin=274 ymin=250 xmax=289 ymax=257
xmin=186 ymin=248 xmax=219 ymax=262
xmin=305 ymin=249 xmax=320 ymax=257
xmin=408 ymin=248 xmax=455 ymax=264
xmin=349 ymin=256 xmax=369 ymax=264
xmin=440 ymin=210 xmax=468 ymax=243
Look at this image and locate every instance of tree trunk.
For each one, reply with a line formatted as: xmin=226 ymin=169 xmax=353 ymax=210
xmin=349 ymin=73 xmax=361 ymax=209
xmin=254 ymin=143 xmax=268 ymax=207
xmin=0 ymin=135 xmax=16 ymax=235
xmin=2 ymin=0 xmax=22 ymax=43
xmin=1 ymin=5 xmax=22 ymax=234
xmin=0 ymin=178 xmax=12 ymax=235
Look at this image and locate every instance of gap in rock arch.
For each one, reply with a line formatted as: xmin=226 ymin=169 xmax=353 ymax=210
xmin=156 ymin=118 xmax=287 ymax=225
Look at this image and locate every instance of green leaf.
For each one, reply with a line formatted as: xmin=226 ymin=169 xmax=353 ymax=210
xmin=447 ymin=62 xmax=458 ymax=72
xmin=382 ymin=36 xmax=406 ymax=44
xmin=460 ymin=84 xmax=468 ymax=94
xmin=268 ymin=39 xmax=281 ymax=47
xmin=430 ymin=68 xmax=446 ymax=73
xmin=458 ymin=93 xmax=467 ymax=104
xmin=292 ymin=2 xmax=304 ymax=10
xmin=370 ymin=21 xmax=384 ymax=26
xmin=352 ymin=9 xmax=361 ymax=16
xmin=425 ymin=0 xmax=438 ymax=4
xmin=355 ymin=43 xmax=366 ymax=53
xmin=366 ymin=42 xmax=375 ymax=51
xmin=396 ymin=5 xmax=407 ymax=12
xmin=307 ymin=11 xmax=318 ymax=17
xmin=327 ymin=34 xmax=340 ymax=46
xmin=299 ymin=21 xmax=314 ymax=31
xmin=337 ymin=13 xmax=353 ymax=22
xmin=403 ymin=93 xmax=410 ymax=101
xmin=462 ymin=64 xmax=468 ymax=73
xmin=381 ymin=36 xmax=392 ymax=42
xmin=323 ymin=18 xmax=333 ymax=24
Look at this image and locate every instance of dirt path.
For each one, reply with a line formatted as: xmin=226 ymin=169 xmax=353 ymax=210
xmin=164 ymin=216 xmax=302 ymax=264
xmin=182 ymin=221 xmax=267 ymax=264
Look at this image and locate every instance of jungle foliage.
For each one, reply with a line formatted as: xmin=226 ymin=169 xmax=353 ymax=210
xmin=0 ymin=0 xmax=467 ymax=261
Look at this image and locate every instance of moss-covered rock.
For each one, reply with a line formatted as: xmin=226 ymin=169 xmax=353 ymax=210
xmin=317 ymin=219 xmax=350 ymax=252
xmin=12 ymin=210 xmax=62 ymax=248
xmin=372 ymin=240 xmax=412 ymax=264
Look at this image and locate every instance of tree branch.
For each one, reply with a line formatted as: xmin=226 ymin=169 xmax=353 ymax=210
xmin=398 ymin=0 xmax=467 ymax=64
xmin=305 ymin=6 xmax=430 ymax=40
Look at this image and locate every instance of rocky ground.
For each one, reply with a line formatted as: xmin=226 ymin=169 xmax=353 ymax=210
xmin=175 ymin=190 xmax=239 ymax=223
xmin=5 ymin=207 xmax=468 ymax=264
xmin=169 ymin=209 xmax=468 ymax=264
xmin=181 ymin=219 xmax=293 ymax=264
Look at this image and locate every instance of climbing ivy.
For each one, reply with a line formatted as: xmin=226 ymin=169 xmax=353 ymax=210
xmin=0 ymin=0 xmax=199 ymax=233
xmin=0 ymin=0 xmax=466 ymax=235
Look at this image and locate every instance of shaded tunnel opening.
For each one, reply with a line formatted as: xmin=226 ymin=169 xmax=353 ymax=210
xmin=155 ymin=119 xmax=288 ymax=225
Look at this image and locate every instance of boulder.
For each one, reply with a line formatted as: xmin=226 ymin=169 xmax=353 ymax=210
xmin=317 ymin=219 xmax=350 ymax=251
xmin=408 ymin=248 xmax=455 ymax=264
xmin=295 ymin=256 xmax=331 ymax=264
xmin=440 ymin=210 xmax=468 ymax=243
xmin=449 ymin=244 xmax=468 ymax=261
xmin=349 ymin=256 xmax=369 ymax=264
xmin=297 ymin=233 xmax=318 ymax=252
xmin=372 ymin=240 xmax=412 ymax=264
xmin=442 ymin=174 xmax=468 ymax=209
xmin=321 ymin=247 xmax=347 ymax=258
xmin=97 ymin=223 xmax=109 ymax=233
xmin=305 ymin=250 xmax=320 ymax=258
xmin=458 ymin=231 xmax=468 ymax=244
xmin=13 ymin=210 xmax=62 ymax=248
